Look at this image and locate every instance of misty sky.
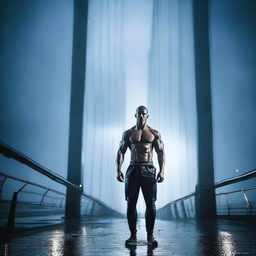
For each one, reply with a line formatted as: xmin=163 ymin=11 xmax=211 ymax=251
xmin=0 ymin=0 xmax=255 ymax=213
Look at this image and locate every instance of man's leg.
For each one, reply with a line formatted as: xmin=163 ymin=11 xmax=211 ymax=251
xmin=141 ymin=165 xmax=157 ymax=245
xmin=144 ymin=198 xmax=156 ymax=235
xmin=141 ymin=186 xmax=156 ymax=237
xmin=127 ymin=195 xmax=139 ymax=236
xmin=125 ymin=166 xmax=140 ymax=243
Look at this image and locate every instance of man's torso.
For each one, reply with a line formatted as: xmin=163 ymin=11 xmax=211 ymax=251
xmin=125 ymin=126 xmax=159 ymax=162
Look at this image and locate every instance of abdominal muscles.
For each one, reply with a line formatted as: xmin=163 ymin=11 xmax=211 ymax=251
xmin=130 ymin=143 xmax=153 ymax=162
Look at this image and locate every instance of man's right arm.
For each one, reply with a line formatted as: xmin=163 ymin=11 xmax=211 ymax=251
xmin=116 ymin=131 xmax=129 ymax=182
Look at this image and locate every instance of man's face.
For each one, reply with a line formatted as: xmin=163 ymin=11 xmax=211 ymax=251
xmin=135 ymin=107 xmax=148 ymax=126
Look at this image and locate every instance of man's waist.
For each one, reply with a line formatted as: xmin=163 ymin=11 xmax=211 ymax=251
xmin=130 ymin=161 xmax=153 ymax=166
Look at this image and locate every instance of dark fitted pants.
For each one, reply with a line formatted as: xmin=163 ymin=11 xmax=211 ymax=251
xmin=125 ymin=162 xmax=157 ymax=236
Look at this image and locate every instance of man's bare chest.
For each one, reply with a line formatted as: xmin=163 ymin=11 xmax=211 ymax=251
xmin=129 ymin=129 xmax=155 ymax=144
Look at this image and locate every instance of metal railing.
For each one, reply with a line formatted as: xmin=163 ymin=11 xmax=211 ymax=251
xmin=0 ymin=172 xmax=66 ymax=208
xmin=0 ymin=141 xmax=123 ymax=229
xmin=216 ymin=186 xmax=256 ymax=216
xmin=157 ymin=169 xmax=256 ymax=219
xmin=0 ymin=142 xmax=80 ymax=190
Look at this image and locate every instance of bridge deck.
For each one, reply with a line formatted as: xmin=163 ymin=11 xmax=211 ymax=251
xmin=1 ymin=217 xmax=255 ymax=256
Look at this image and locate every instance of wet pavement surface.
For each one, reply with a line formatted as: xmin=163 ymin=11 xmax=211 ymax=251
xmin=0 ymin=217 xmax=256 ymax=256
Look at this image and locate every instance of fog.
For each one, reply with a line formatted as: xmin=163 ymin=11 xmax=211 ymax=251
xmin=0 ymin=0 xmax=255 ymax=213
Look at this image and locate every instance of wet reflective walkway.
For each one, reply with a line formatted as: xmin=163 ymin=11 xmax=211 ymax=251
xmin=1 ymin=217 xmax=256 ymax=256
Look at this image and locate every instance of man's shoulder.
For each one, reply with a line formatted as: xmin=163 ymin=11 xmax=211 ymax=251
xmin=147 ymin=126 xmax=161 ymax=139
xmin=122 ymin=126 xmax=136 ymax=139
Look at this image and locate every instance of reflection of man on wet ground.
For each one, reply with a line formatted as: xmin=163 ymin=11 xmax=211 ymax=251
xmin=116 ymin=106 xmax=165 ymax=247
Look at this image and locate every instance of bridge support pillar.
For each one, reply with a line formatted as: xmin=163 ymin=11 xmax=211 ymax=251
xmin=65 ymin=0 xmax=89 ymax=219
xmin=193 ymin=0 xmax=216 ymax=219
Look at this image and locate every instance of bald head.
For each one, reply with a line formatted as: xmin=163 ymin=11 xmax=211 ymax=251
xmin=136 ymin=106 xmax=148 ymax=114
xmin=135 ymin=106 xmax=148 ymax=128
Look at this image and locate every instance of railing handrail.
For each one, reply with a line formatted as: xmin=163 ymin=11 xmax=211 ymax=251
xmin=0 ymin=141 xmax=121 ymax=215
xmin=214 ymin=169 xmax=256 ymax=188
xmin=157 ymin=168 xmax=256 ymax=209
xmin=0 ymin=141 xmax=80 ymax=191
xmin=0 ymin=171 xmax=118 ymax=211
xmin=215 ymin=186 xmax=256 ymax=196
xmin=165 ymin=192 xmax=196 ymax=205
xmin=0 ymin=171 xmax=66 ymax=196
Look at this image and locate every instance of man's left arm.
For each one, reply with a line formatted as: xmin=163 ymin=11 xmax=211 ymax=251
xmin=153 ymin=131 xmax=165 ymax=183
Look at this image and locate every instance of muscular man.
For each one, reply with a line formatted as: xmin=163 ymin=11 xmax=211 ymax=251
xmin=116 ymin=106 xmax=165 ymax=247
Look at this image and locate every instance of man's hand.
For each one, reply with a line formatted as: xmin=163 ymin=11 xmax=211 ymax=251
xmin=156 ymin=172 xmax=164 ymax=183
xmin=117 ymin=171 xmax=124 ymax=182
